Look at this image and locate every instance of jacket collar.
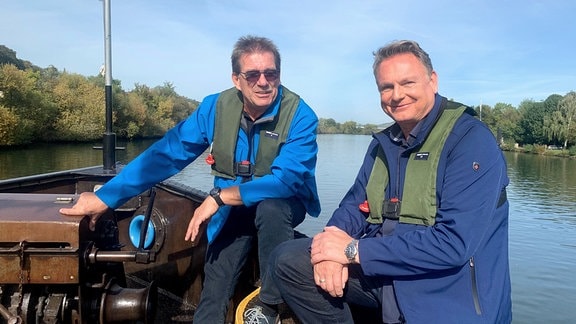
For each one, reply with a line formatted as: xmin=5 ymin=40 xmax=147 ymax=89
xmin=376 ymin=94 xmax=447 ymax=150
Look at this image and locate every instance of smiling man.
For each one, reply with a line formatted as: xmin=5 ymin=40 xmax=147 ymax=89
xmin=60 ymin=35 xmax=320 ymax=323
xmin=268 ymin=40 xmax=512 ymax=323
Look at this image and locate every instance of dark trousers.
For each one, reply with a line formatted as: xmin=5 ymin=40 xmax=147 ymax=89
xmin=192 ymin=197 xmax=306 ymax=324
xmin=270 ymin=237 xmax=400 ymax=324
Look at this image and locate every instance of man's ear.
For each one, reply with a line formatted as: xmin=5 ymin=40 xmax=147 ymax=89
xmin=232 ymin=73 xmax=241 ymax=90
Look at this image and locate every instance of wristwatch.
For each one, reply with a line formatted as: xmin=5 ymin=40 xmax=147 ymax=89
xmin=209 ymin=187 xmax=225 ymax=207
xmin=344 ymin=239 xmax=359 ymax=263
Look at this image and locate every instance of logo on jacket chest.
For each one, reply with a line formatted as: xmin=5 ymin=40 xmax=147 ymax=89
xmin=264 ymin=131 xmax=279 ymax=139
xmin=414 ymin=152 xmax=429 ymax=160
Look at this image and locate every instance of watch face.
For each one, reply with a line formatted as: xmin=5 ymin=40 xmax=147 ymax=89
xmin=345 ymin=240 xmax=357 ymax=260
xmin=210 ymin=187 xmax=224 ymax=206
xmin=345 ymin=244 xmax=356 ymax=258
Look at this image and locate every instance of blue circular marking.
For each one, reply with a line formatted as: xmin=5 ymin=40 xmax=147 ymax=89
xmin=129 ymin=214 xmax=155 ymax=249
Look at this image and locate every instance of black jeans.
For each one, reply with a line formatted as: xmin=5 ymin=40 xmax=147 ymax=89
xmin=192 ymin=197 xmax=306 ymax=323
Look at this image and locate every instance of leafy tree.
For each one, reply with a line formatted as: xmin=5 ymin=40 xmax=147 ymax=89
xmin=544 ymin=91 xmax=576 ymax=149
xmin=153 ymin=96 xmax=177 ymax=133
xmin=318 ymin=118 xmax=339 ymax=134
xmin=150 ymin=82 xmax=198 ymax=124
xmin=155 ymin=81 xmax=177 ymax=98
xmin=341 ymin=121 xmax=359 ymax=134
xmin=361 ymin=123 xmax=379 ymax=135
xmin=37 ymin=65 xmax=61 ymax=92
xmin=475 ymin=104 xmax=496 ymax=130
xmin=114 ymin=91 xmax=147 ymax=139
xmin=492 ymin=103 xmax=521 ymax=144
xmin=543 ymin=94 xmax=563 ymax=114
xmin=0 ymin=104 xmax=24 ymax=145
xmin=51 ymin=72 xmax=105 ymax=141
xmin=0 ymin=64 xmax=58 ymax=144
xmin=171 ymin=95 xmax=199 ymax=123
xmin=0 ymin=65 xmax=34 ymax=144
xmin=129 ymin=84 xmax=167 ymax=137
xmin=517 ymin=99 xmax=546 ymax=145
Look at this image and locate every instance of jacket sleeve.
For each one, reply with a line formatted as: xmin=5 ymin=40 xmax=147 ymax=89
xmin=95 ymin=94 xmax=217 ymax=208
xmin=359 ymin=118 xmax=509 ymax=277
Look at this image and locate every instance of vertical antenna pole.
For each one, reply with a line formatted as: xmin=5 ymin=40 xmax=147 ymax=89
xmin=102 ymin=0 xmax=116 ymax=172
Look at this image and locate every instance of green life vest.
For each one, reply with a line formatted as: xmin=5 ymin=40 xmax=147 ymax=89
xmin=210 ymin=86 xmax=300 ymax=180
xmin=365 ymin=101 xmax=468 ymax=226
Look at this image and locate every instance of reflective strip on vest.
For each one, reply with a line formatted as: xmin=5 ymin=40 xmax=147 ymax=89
xmin=366 ymin=102 xmax=468 ymax=226
xmin=210 ymin=86 xmax=300 ymax=180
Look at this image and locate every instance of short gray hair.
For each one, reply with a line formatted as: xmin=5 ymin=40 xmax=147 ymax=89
xmin=231 ymin=35 xmax=281 ymax=74
xmin=372 ymin=40 xmax=433 ymax=76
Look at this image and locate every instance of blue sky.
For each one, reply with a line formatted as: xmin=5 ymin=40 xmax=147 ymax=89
xmin=2 ymin=1 xmax=575 ymax=124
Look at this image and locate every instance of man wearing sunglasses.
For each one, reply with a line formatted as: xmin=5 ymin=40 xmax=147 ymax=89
xmin=60 ymin=35 xmax=320 ymax=323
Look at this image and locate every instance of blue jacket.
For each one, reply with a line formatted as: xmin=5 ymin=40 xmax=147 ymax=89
xmin=96 ymin=86 xmax=321 ymax=242
xmin=327 ymin=94 xmax=511 ymax=323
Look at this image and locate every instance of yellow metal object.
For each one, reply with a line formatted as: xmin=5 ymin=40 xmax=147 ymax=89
xmin=235 ymin=287 xmax=261 ymax=324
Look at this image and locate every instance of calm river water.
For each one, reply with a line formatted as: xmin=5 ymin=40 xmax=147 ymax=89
xmin=1 ymin=134 xmax=575 ymax=323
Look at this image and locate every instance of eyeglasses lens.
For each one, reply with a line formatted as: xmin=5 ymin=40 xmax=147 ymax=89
xmin=241 ymin=70 xmax=279 ymax=83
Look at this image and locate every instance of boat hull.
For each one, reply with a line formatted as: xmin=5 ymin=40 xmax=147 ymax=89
xmin=0 ymin=166 xmax=259 ymax=323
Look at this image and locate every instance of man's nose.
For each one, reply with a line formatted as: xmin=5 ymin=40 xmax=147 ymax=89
xmin=391 ymin=86 xmax=404 ymax=100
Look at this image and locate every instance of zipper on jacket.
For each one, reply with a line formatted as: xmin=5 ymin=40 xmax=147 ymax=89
xmin=469 ymin=257 xmax=482 ymax=315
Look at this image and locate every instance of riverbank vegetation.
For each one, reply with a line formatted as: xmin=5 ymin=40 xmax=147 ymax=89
xmin=0 ymin=46 xmax=198 ymax=145
xmin=1 ymin=45 xmax=575 ymax=157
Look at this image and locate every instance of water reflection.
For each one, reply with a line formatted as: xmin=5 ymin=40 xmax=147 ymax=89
xmin=506 ymin=152 xmax=576 ymax=224
xmin=0 ymin=140 xmax=154 ymax=179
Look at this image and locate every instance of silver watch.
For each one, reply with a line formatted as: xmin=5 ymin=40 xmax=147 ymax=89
xmin=344 ymin=239 xmax=359 ymax=263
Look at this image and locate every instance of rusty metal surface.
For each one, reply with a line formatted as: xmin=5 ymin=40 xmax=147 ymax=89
xmin=0 ymin=193 xmax=82 ymax=284
xmin=0 ymin=193 xmax=81 ymax=242
xmin=1 ymin=253 xmax=80 ymax=284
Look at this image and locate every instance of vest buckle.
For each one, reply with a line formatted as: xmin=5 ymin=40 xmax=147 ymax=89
xmin=382 ymin=197 xmax=401 ymax=220
xmin=234 ymin=160 xmax=254 ymax=177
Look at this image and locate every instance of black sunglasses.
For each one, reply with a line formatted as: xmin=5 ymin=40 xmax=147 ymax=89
xmin=238 ymin=69 xmax=280 ymax=84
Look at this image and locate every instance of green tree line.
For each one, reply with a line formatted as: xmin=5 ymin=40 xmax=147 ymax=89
xmin=0 ymin=45 xmax=198 ymax=146
xmin=470 ymin=93 xmax=576 ymax=155
xmin=1 ymin=45 xmax=575 ymax=155
xmin=318 ymin=94 xmax=576 ymax=156
xmin=317 ymin=118 xmax=388 ymax=135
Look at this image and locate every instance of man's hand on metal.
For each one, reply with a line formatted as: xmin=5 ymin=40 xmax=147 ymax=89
xmin=59 ymin=192 xmax=109 ymax=231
